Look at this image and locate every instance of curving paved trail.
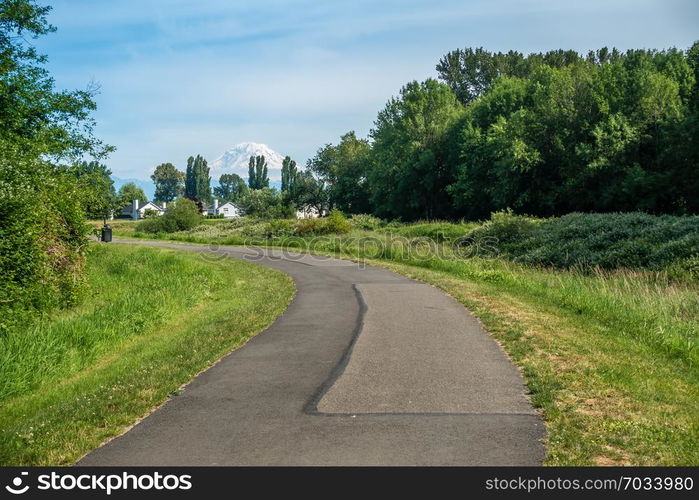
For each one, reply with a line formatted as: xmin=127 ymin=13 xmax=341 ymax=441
xmin=79 ymin=240 xmax=545 ymax=465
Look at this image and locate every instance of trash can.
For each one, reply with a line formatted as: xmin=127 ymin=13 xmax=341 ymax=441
xmin=101 ymin=224 xmax=112 ymax=243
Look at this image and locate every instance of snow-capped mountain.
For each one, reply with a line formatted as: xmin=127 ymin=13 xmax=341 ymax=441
xmin=211 ymin=142 xmax=285 ymax=181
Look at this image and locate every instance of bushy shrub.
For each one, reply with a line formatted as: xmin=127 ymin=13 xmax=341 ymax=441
xmin=349 ymin=214 xmax=384 ymax=230
xmin=236 ymin=188 xmax=293 ymax=219
xmin=464 ymin=210 xmax=543 ymax=246
xmin=0 ymin=159 xmax=90 ymax=335
xmin=295 ymin=218 xmax=328 ymax=236
xmin=325 ymin=210 xmax=351 ymax=234
xmin=390 ymin=221 xmax=480 ymax=242
xmin=470 ymin=212 xmax=699 ymax=271
xmin=266 ymin=219 xmax=296 ymax=237
xmin=138 ymin=198 xmax=202 ymax=233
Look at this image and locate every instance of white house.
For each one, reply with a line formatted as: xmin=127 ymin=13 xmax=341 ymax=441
xmin=218 ymin=201 xmax=240 ymax=218
xmin=121 ymin=200 xmax=166 ymax=220
xmin=296 ymin=205 xmax=324 ymax=219
xmin=202 ymin=199 xmax=240 ymax=218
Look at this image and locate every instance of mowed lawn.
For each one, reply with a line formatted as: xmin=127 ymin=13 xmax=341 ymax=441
xmin=0 ymin=244 xmax=294 ymax=465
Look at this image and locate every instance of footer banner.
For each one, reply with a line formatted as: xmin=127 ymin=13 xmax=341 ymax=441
xmin=0 ymin=467 xmax=695 ymax=498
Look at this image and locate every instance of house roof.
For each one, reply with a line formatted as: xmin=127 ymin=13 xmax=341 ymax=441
xmin=140 ymin=202 xmax=162 ymax=211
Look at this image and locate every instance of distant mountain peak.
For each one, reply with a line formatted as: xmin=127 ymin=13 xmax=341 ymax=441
xmin=211 ymin=142 xmax=285 ymax=181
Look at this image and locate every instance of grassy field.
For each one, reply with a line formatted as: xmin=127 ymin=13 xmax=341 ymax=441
xmin=106 ymin=213 xmax=699 ymax=465
xmin=0 ymin=243 xmax=294 ymax=465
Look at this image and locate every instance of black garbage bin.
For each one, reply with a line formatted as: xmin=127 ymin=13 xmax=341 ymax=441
xmin=101 ymin=223 xmax=112 ymax=242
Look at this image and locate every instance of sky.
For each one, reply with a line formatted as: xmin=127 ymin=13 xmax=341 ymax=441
xmin=36 ymin=0 xmax=699 ymax=180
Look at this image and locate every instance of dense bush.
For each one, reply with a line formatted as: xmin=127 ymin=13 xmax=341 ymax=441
xmin=467 ymin=212 xmax=699 ymax=271
xmin=138 ymin=199 xmax=202 ymax=233
xmin=387 ymin=221 xmax=479 ymax=242
xmin=464 ymin=210 xmax=544 ymax=245
xmin=0 ymin=159 xmax=90 ymax=334
xmin=236 ymin=188 xmax=293 ymax=219
xmin=349 ymin=214 xmax=384 ymax=230
xmin=0 ymin=2 xmax=111 ymax=335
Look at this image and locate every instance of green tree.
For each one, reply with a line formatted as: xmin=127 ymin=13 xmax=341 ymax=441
xmin=214 ymin=173 xmax=248 ymax=201
xmin=0 ymin=0 xmax=112 ymax=333
xmin=67 ymin=160 xmax=118 ymax=220
xmin=311 ymin=132 xmax=372 ymax=213
xmin=236 ymin=187 xmax=292 ymax=219
xmin=117 ymin=182 xmax=148 ymax=207
xmin=294 ymin=170 xmax=328 ymax=214
xmin=281 ymin=156 xmax=298 ymax=195
xmin=368 ymin=79 xmax=463 ymax=220
xmin=184 ymin=155 xmax=211 ymax=201
xmin=247 ymin=155 xmax=269 ymax=189
xmin=138 ymin=198 xmax=202 ymax=233
xmin=151 ymin=162 xmax=184 ymax=202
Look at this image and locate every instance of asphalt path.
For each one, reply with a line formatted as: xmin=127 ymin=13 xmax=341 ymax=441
xmin=78 ymin=240 xmax=545 ymax=465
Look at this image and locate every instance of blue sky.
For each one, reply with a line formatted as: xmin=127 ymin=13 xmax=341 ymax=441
xmin=36 ymin=0 xmax=698 ymax=179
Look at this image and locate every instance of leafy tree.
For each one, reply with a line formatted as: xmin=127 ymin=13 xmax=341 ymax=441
xmin=67 ymin=160 xmax=118 ymax=221
xmin=138 ymin=198 xmax=202 ymax=233
xmin=247 ymin=155 xmax=270 ymax=189
xmin=368 ymin=79 xmax=463 ymax=220
xmin=117 ymin=182 xmax=148 ymax=207
xmin=151 ymin=162 xmax=184 ymax=202
xmin=184 ymin=154 xmax=211 ymax=202
xmin=214 ymin=173 xmax=248 ymax=201
xmin=0 ymin=0 xmax=112 ymax=333
xmin=281 ymin=156 xmax=298 ymax=195
xmin=236 ymin=187 xmax=292 ymax=219
xmin=306 ymin=132 xmax=371 ymax=213
xmin=294 ymin=170 xmax=328 ymax=214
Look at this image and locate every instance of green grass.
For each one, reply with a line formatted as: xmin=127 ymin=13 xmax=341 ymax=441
xmin=0 ymin=243 xmax=294 ymax=465
xmin=111 ymin=216 xmax=699 ymax=465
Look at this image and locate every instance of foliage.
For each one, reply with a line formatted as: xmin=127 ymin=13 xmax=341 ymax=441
xmin=184 ymin=155 xmax=211 ymax=202
xmin=281 ymin=156 xmax=298 ymax=195
xmin=306 ymin=131 xmax=371 ymax=213
xmin=116 ymin=181 xmax=147 ymax=207
xmin=214 ymin=173 xmax=247 ymax=202
xmin=465 ymin=211 xmax=699 ymax=271
xmin=66 ymin=160 xmax=118 ymax=220
xmin=325 ymin=210 xmax=351 ymax=233
xmin=151 ymin=162 xmax=184 ymax=202
xmin=348 ymin=214 xmax=384 ymax=230
xmin=312 ymin=44 xmax=699 ymax=220
xmin=388 ymin=220 xmax=480 ymax=242
xmin=236 ymin=187 xmax=292 ymax=219
xmin=368 ymin=79 xmax=464 ymax=220
xmin=247 ymin=155 xmax=269 ymax=189
xmin=294 ymin=170 xmax=328 ymax=213
xmin=0 ymin=1 xmax=111 ymax=334
xmin=138 ymin=198 xmax=201 ymax=233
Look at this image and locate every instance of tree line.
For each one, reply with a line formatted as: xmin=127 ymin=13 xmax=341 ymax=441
xmin=307 ymin=44 xmax=699 ymax=220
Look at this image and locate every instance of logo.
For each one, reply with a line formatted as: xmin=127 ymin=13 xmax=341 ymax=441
xmin=5 ymin=472 xmax=29 ymax=495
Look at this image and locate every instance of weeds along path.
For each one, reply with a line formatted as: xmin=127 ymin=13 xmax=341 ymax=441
xmin=79 ymin=239 xmax=544 ymax=466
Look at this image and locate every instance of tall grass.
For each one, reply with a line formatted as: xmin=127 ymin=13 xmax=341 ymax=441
xmin=0 ymin=244 xmax=294 ymax=465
